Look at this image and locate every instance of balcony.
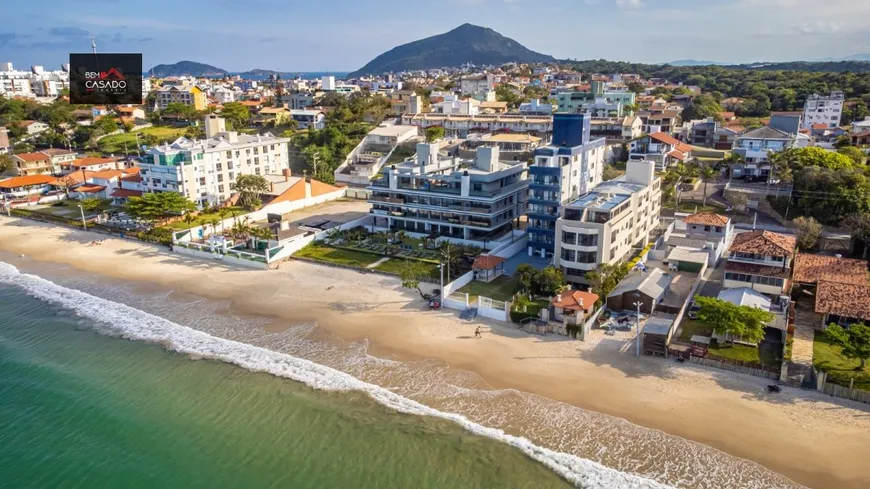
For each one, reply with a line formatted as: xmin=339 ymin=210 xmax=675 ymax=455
xmin=369 ymin=195 xmax=405 ymax=204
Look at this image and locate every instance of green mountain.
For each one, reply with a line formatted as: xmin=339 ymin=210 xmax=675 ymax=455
xmin=150 ymin=61 xmax=228 ymax=78
xmin=348 ymin=24 xmax=555 ymax=77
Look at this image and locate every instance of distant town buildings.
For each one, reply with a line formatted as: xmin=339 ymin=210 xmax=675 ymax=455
xmin=157 ymin=84 xmax=207 ymax=111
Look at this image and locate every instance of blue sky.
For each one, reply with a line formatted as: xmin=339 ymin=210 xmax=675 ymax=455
xmin=1 ymin=0 xmax=869 ymax=71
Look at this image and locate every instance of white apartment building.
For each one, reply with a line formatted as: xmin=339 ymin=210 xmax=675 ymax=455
xmin=802 ymin=91 xmax=844 ymax=129
xmin=553 ymin=160 xmax=662 ymax=286
xmin=459 ymin=74 xmax=495 ymax=95
xmin=0 ymin=63 xmax=69 ymax=99
xmin=138 ymin=116 xmax=290 ymax=207
xmin=213 ymin=87 xmax=236 ymax=104
xmin=433 ymin=98 xmax=479 ymax=115
xmin=519 ymin=99 xmax=554 ymax=115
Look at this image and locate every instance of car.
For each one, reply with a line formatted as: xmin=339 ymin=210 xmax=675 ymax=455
xmin=687 ymin=303 xmax=701 ymax=319
xmin=767 ymin=178 xmax=781 ymax=185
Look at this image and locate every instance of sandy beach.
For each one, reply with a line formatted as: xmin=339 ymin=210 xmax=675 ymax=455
xmin=2 ymin=217 xmax=869 ymax=489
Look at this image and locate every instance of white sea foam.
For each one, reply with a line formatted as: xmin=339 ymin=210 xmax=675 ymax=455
xmin=0 ymin=261 xmax=675 ymax=489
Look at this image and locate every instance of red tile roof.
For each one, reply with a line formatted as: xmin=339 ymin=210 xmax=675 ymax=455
xmin=792 ymin=254 xmax=868 ymax=285
xmin=729 ymin=230 xmax=796 ymax=257
xmin=471 ymin=255 xmax=506 ymax=270
xmin=684 ymin=212 xmax=729 ymax=226
xmin=667 ymin=150 xmax=687 ymax=161
xmin=552 ymin=289 xmax=598 ymax=311
xmin=811 ymin=123 xmax=828 ymax=130
xmin=13 ymin=152 xmax=49 ymax=162
xmin=75 ymin=184 xmax=106 ymax=194
xmin=815 ymin=281 xmax=870 ymax=320
xmin=69 ymin=157 xmax=117 ymax=168
xmin=649 ymin=132 xmax=692 ymax=153
xmin=0 ymin=175 xmax=55 ymax=189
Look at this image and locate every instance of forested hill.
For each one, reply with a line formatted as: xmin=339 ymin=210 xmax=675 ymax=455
xmin=568 ymin=59 xmax=870 ymax=74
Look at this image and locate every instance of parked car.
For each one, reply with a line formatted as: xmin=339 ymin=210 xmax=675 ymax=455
xmin=688 ymin=302 xmax=701 ymax=319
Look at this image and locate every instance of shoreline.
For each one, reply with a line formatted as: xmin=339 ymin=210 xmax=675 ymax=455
xmin=2 ymin=217 xmax=869 ymax=489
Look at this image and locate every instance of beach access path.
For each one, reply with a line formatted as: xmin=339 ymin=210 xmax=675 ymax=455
xmin=1 ymin=216 xmax=869 ymax=489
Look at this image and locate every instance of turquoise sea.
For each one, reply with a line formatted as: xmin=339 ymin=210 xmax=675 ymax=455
xmin=0 ymin=281 xmax=572 ymax=489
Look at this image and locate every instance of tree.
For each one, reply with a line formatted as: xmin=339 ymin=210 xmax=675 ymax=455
xmin=626 ymin=81 xmax=645 ymax=94
xmin=206 ymin=217 xmax=220 ymax=236
xmin=438 ymin=241 xmax=460 ymax=281
xmin=845 ymin=213 xmax=870 ymax=259
xmin=793 ymin=216 xmax=823 ymax=250
xmin=824 ymin=323 xmax=870 ymax=369
xmin=125 ymin=192 xmax=196 ymax=222
xmin=516 ymin=264 xmax=538 ymax=294
xmin=219 ymin=102 xmax=251 ymax=129
xmin=586 ymin=262 xmax=630 ymax=302
xmin=0 ymin=154 xmax=13 ymax=174
xmin=724 ymin=190 xmax=748 ymax=211
xmin=837 ymin=146 xmax=866 ymax=166
xmin=182 ymin=212 xmax=196 ymax=231
xmin=785 ymin=146 xmax=854 ymax=171
xmin=602 ymin=164 xmax=623 ymax=181
xmin=425 ymin=126 xmax=445 ymax=143
xmin=399 ymin=259 xmax=429 ymax=298
xmin=53 ymin=175 xmax=77 ymax=196
xmin=13 ymin=142 xmax=35 ymax=154
xmin=79 ymin=197 xmax=104 ymax=212
xmin=533 ymin=266 xmax=565 ymax=296
xmin=231 ymin=174 xmax=270 ymax=210
xmin=694 ymin=296 xmax=772 ymax=346
xmin=217 ymin=207 xmax=230 ymax=234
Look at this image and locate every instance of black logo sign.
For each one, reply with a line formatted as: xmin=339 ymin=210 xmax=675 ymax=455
xmin=70 ymin=53 xmax=143 ymax=104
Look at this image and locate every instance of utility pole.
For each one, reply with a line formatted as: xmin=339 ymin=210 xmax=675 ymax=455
xmin=78 ymin=204 xmax=87 ymax=230
xmin=634 ymin=301 xmax=643 ymax=357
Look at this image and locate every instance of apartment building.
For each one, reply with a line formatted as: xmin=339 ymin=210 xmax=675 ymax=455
xmin=39 ymin=148 xmax=77 ymax=174
xmin=12 ymin=152 xmax=53 ymax=176
xmin=724 ymin=230 xmax=796 ymax=296
xmin=288 ymin=109 xmax=325 ymax=130
xmin=730 ymin=126 xmax=796 ymax=179
xmin=367 ymin=144 xmax=528 ymax=243
xmin=553 ymin=160 xmax=662 ymax=286
xmin=527 ymin=113 xmax=607 ymax=258
xmin=156 ymin=84 xmax=206 ymax=110
xmin=459 ymin=74 xmax=495 ymax=95
xmin=138 ymin=116 xmax=290 ymax=207
xmin=802 ymin=91 xmax=844 ymax=130
xmin=555 ymin=82 xmax=637 ymax=117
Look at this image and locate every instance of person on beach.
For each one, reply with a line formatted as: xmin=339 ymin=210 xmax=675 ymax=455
xmin=474 ymin=326 xmax=482 ymax=339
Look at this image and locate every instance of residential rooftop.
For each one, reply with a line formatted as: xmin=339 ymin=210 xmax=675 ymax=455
xmin=728 ymin=230 xmax=796 ymax=257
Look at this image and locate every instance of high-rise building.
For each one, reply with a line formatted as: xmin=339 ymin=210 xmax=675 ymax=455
xmin=526 ymin=114 xmax=606 ymax=258
xmin=801 ymin=91 xmax=844 ymax=129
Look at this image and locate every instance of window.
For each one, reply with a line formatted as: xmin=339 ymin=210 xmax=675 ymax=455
xmin=578 ymin=234 xmax=598 ymax=246
xmin=227 ymin=161 xmax=234 ymax=170
xmin=562 ymin=231 xmax=577 ymax=245
xmin=198 ymin=177 xmax=206 ymax=186
xmin=715 ymin=226 xmax=722 ymax=232
xmin=725 ymin=272 xmax=753 ymax=282
xmin=216 ymin=163 xmax=222 ymax=172
xmin=254 ymin=167 xmax=261 ymax=175
xmin=218 ymin=184 xmax=225 ymax=193
xmin=757 ymin=276 xmax=784 ymax=287
xmin=561 ymin=249 xmax=576 ymax=261
xmin=704 ymin=225 xmax=711 ymax=231
xmin=217 ymin=174 xmax=223 ymax=183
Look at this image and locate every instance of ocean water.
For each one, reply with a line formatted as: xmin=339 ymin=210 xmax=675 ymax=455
xmin=0 ymin=259 xmax=807 ymax=489
xmin=0 ymin=279 xmax=572 ymax=489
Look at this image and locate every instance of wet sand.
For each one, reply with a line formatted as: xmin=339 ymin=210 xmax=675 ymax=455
xmin=2 ymin=217 xmax=869 ymax=489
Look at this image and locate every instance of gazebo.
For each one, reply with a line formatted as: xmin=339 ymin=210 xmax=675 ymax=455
xmin=471 ymin=255 xmax=506 ymax=282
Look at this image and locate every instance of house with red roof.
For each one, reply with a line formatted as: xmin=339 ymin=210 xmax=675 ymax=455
xmin=0 ymin=174 xmax=55 ymax=199
xmin=628 ymin=132 xmax=693 ymax=171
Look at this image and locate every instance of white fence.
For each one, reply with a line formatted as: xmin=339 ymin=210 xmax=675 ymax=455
xmin=477 ymin=295 xmax=510 ymax=322
xmin=443 ymin=291 xmax=470 ymax=311
xmin=442 ymin=270 xmax=474 ymax=297
xmin=689 ymin=356 xmax=780 ymax=380
xmin=816 ymin=371 xmax=870 ymax=405
xmin=488 ymin=232 xmax=528 ymax=259
xmin=174 ymin=243 xmax=267 ymax=269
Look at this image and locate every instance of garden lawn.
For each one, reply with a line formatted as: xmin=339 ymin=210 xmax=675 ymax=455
xmin=677 ymin=319 xmax=714 ymax=342
xmin=373 ymin=258 xmax=440 ymax=279
xmin=294 ymin=242 xmax=383 ymax=268
xmin=457 ymin=276 xmax=521 ymax=302
xmin=165 ymin=206 xmax=247 ymax=230
xmin=708 ymin=342 xmax=763 ymax=363
xmin=98 ymin=126 xmax=188 ymax=154
xmin=814 ymin=331 xmax=870 ymax=391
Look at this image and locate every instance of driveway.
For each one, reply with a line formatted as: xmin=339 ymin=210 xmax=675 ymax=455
xmin=502 ymin=249 xmax=551 ymax=276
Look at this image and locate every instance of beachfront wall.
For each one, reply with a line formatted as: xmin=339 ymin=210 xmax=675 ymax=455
xmin=442 ymin=270 xmax=474 ymax=298
xmin=269 ymin=215 xmax=373 ymax=263
xmin=174 ymin=187 xmax=348 ymax=243
xmin=477 ymin=296 xmax=511 ymax=322
xmin=173 ymin=244 xmax=267 ymax=269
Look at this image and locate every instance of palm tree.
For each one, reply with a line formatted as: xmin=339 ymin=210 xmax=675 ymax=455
xmin=700 ymin=164 xmax=717 ymax=206
xmin=206 ymin=217 xmax=220 ymax=237
xmin=217 ymin=207 xmax=229 ymax=234
xmin=182 ymin=213 xmax=196 ymax=233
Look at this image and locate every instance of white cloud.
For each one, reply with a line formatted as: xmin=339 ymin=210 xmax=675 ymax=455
xmin=616 ymin=0 xmax=643 ymax=9
xmin=796 ymin=21 xmax=843 ymax=35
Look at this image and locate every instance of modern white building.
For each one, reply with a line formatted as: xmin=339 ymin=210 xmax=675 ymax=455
xmin=802 ymin=91 xmax=844 ymax=129
xmin=367 ymin=144 xmax=528 ymax=244
xmin=432 ymin=98 xmax=479 ymax=115
xmin=401 ymin=113 xmax=553 ymax=138
xmin=459 ymin=74 xmax=495 ymax=95
xmin=553 ymin=160 xmax=662 ymax=286
xmin=321 ymin=76 xmax=336 ymax=91
xmin=288 ymin=109 xmax=325 ymax=130
xmin=138 ymin=116 xmax=290 ymax=207
xmin=213 ymin=87 xmax=236 ymax=104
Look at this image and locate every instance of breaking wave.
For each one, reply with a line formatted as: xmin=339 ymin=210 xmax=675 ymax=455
xmin=0 ymin=261 xmax=674 ymax=489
